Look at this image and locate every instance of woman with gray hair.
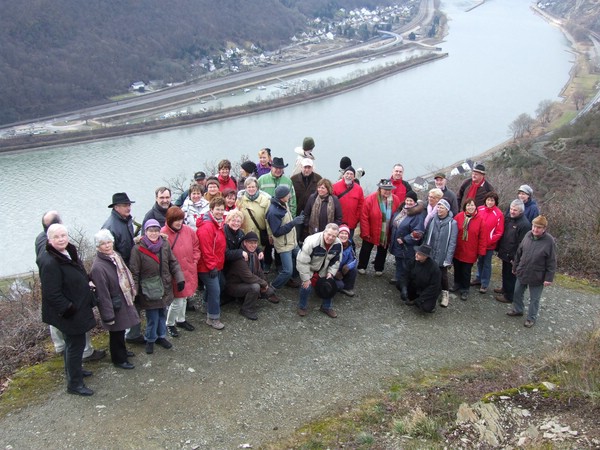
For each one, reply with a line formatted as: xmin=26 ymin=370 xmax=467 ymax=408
xmin=89 ymin=229 xmax=140 ymax=369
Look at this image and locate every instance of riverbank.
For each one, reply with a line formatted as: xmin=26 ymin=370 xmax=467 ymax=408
xmin=0 ymin=51 xmax=447 ymax=155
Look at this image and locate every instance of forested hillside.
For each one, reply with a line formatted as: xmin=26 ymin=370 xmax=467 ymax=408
xmin=543 ymin=0 xmax=600 ymax=39
xmin=0 ymin=0 xmax=396 ymax=125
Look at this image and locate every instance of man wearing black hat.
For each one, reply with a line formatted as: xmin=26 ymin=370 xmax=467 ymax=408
xmin=223 ymin=231 xmax=278 ymax=320
xmin=401 ymin=244 xmax=441 ymax=313
xmin=103 ymin=192 xmax=145 ymax=345
xmin=102 ymin=193 xmax=136 ymax=265
xmin=296 ymin=223 xmax=342 ymax=318
xmin=457 ymin=163 xmax=495 ymax=207
xmin=258 ymin=157 xmax=297 ymax=216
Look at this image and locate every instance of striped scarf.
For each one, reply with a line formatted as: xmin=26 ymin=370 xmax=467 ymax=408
xmin=108 ymin=252 xmax=136 ymax=305
xmin=378 ymin=193 xmax=393 ymax=247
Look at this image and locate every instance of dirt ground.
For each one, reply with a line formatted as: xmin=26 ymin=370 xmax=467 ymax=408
xmin=0 ymin=260 xmax=598 ymax=449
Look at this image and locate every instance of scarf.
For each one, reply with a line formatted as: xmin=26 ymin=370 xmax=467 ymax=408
xmin=108 ymin=252 xmax=136 ymax=305
xmin=462 ymin=212 xmax=474 ymax=241
xmin=309 ymin=195 xmax=335 ymax=234
xmin=141 ymin=235 xmax=163 ymax=253
xmin=378 ymin=193 xmax=393 ymax=247
xmin=245 ymin=190 xmax=260 ymax=201
xmin=393 ymin=207 xmax=408 ymax=228
xmin=466 ymin=178 xmax=484 ymax=203
xmin=209 ymin=211 xmax=224 ymax=228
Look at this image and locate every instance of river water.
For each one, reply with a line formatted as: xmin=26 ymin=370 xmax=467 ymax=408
xmin=0 ymin=0 xmax=572 ymax=277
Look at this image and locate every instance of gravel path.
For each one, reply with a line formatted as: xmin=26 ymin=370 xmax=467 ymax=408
xmin=1 ymin=265 xmax=597 ymax=449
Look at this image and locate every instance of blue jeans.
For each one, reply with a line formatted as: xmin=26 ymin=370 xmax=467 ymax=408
xmin=199 ymin=271 xmax=225 ymax=319
xmin=512 ymin=279 xmax=544 ymax=322
xmin=145 ymin=307 xmax=167 ymax=343
xmin=475 ymin=249 xmax=494 ymax=288
xmin=271 ymin=247 xmax=299 ymax=289
xmin=298 ymin=284 xmax=333 ymax=310
xmin=334 ymin=268 xmax=358 ymax=291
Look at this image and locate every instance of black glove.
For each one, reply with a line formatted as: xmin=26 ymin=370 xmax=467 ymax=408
xmin=208 ymin=269 xmax=218 ymax=279
xmin=292 ymin=214 xmax=305 ymax=226
xmin=63 ymin=303 xmax=77 ymax=318
xmin=177 ymin=281 xmax=185 ymax=292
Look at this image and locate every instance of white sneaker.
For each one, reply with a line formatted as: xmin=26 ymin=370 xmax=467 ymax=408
xmin=375 ymin=271 xmax=383 ymax=277
xmin=440 ymin=290 xmax=449 ymax=307
xmin=340 ymin=289 xmax=355 ymax=297
xmin=206 ymin=318 xmax=225 ymax=330
xmin=358 ymin=269 xmax=366 ymax=275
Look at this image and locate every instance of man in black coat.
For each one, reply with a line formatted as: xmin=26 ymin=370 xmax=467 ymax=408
xmin=457 ymin=163 xmax=495 ymax=208
xmin=102 ymin=192 xmax=136 ymax=265
xmin=401 ymin=244 xmax=442 ymax=313
xmin=37 ymin=224 xmax=97 ymax=396
xmin=495 ymin=199 xmax=530 ymax=304
xmin=142 ymin=186 xmax=172 ymax=230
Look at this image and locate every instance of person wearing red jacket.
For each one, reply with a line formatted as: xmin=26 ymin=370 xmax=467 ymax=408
xmin=161 ymin=207 xmax=201 ymax=337
xmin=216 ymin=159 xmax=237 ymax=193
xmin=332 ymin=167 xmax=364 ymax=240
xmin=357 ymin=179 xmax=401 ymax=276
xmin=471 ymin=192 xmax=504 ymax=293
xmin=196 ymin=197 xmax=227 ymax=330
xmin=452 ymin=198 xmax=488 ymax=301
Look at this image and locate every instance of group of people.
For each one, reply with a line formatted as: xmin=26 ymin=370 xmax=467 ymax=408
xmin=36 ymin=138 xmax=556 ymax=396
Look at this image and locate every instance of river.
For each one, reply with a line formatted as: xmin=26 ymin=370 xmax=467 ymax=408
xmin=0 ymin=0 xmax=572 ymax=277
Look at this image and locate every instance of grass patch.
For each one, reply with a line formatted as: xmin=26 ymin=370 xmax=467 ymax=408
xmin=0 ymin=355 xmax=64 ymax=418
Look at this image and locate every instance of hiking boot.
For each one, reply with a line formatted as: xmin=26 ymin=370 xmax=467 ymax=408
xmin=82 ymin=349 xmax=106 ymax=362
xmin=145 ymin=342 xmax=154 ymax=354
xmin=156 ymin=337 xmax=172 ymax=349
xmin=440 ymin=290 xmax=449 ymax=307
xmin=493 ymin=287 xmax=504 ymax=294
xmin=297 ymin=308 xmax=307 ymax=317
xmin=460 ymin=291 xmax=469 ymax=301
xmin=240 ymin=310 xmax=258 ymax=320
xmin=495 ymin=295 xmax=511 ymax=304
xmin=506 ymin=310 xmax=523 ymax=317
xmin=176 ymin=321 xmax=195 ymax=331
xmin=206 ymin=318 xmax=225 ymax=330
xmin=267 ymin=293 xmax=280 ymax=303
xmin=319 ymin=307 xmax=338 ymax=318
xmin=479 ymin=286 xmax=488 ymax=294
xmin=167 ymin=325 xmax=179 ymax=338
xmin=524 ymin=319 xmax=535 ymax=328
xmin=470 ymin=279 xmax=481 ymax=286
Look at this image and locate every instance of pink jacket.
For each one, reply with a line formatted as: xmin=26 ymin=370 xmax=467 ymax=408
xmin=161 ymin=224 xmax=201 ymax=297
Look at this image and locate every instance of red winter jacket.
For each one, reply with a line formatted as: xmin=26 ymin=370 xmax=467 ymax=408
xmin=196 ymin=213 xmax=226 ymax=272
xmin=218 ymin=175 xmax=237 ymax=193
xmin=453 ymin=211 xmax=487 ymax=263
xmin=477 ymin=205 xmax=505 ymax=251
xmin=360 ymin=192 xmax=400 ymax=246
xmin=332 ymin=180 xmax=364 ymax=229
xmin=161 ymin=224 xmax=201 ymax=297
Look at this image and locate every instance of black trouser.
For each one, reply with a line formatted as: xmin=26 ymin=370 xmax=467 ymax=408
xmin=64 ymin=332 xmax=86 ymax=389
xmin=109 ymin=330 xmax=129 ymax=364
xmin=501 ymin=260 xmax=517 ymax=301
xmin=453 ymin=258 xmax=473 ymax=293
xmin=357 ymin=241 xmax=387 ymax=272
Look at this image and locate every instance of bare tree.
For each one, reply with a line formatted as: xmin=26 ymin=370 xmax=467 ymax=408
xmin=573 ymin=89 xmax=586 ymax=110
xmin=509 ymin=113 xmax=535 ymax=140
xmin=535 ymin=99 xmax=554 ymax=124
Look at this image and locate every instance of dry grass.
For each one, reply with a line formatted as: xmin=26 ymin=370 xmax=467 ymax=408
xmin=0 ymin=275 xmax=49 ymax=391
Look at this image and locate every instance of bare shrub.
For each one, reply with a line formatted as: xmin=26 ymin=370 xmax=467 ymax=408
xmin=0 ymin=275 xmax=48 ymax=390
